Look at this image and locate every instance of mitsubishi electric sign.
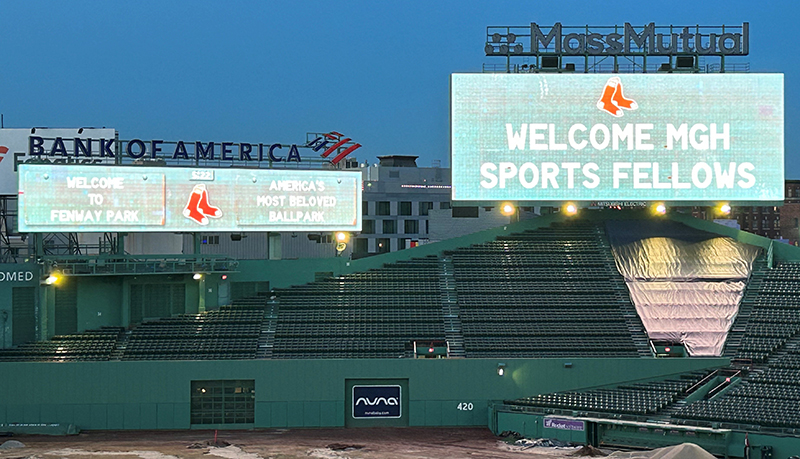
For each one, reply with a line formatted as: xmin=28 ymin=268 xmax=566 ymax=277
xmin=450 ymin=73 xmax=784 ymax=203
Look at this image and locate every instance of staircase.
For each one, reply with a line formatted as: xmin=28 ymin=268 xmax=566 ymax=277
xmin=439 ymin=256 xmax=466 ymax=358
xmin=109 ymin=329 xmax=132 ymax=361
xmin=597 ymin=223 xmax=652 ymax=357
xmin=723 ymin=257 xmax=768 ymax=358
xmin=258 ymin=295 xmax=279 ymax=359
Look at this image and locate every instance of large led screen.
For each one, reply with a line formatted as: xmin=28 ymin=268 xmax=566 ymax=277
xmin=451 ymin=73 xmax=784 ymax=203
xmin=18 ymin=164 xmax=362 ymax=232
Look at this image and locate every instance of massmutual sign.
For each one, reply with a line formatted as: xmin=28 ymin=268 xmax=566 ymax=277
xmin=531 ymin=23 xmax=748 ymax=56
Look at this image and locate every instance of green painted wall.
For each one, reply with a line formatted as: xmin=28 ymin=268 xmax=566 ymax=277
xmin=76 ymin=277 xmax=123 ymax=331
xmin=0 ymin=263 xmax=40 ymax=347
xmin=0 ymin=357 xmax=724 ymax=431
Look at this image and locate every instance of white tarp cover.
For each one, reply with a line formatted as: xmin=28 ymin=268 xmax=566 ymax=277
xmin=607 ymin=442 xmax=716 ymax=459
xmin=606 ymin=220 xmax=761 ymax=356
xmin=612 ymin=236 xmax=758 ymax=281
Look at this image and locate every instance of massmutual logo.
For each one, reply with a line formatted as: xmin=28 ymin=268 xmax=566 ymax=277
xmin=596 ymin=77 xmax=638 ymax=117
xmin=0 ymin=145 xmax=8 ymax=163
xmin=355 ymin=396 xmax=399 ymax=406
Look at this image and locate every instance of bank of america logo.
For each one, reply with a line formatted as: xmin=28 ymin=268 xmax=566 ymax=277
xmin=0 ymin=146 xmax=7 ymax=163
xmin=596 ymin=77 xmax=638 ymax=117
xmin=307 ymin=131 xmax=362 ymax=165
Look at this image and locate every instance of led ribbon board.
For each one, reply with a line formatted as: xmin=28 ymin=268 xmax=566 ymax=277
xmin=18 ymin=164 xmax=362 ymax=232
xmin=451 ymin=73 xmax=784 ymax=203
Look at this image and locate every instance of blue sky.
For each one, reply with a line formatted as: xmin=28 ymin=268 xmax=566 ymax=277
xmin=1 ymin=0 xmax=797 ymax=176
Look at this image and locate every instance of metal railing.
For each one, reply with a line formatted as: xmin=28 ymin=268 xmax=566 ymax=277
xmin=482 ymin=61 xmax=750 ymax=74
xmin=42 ymin=254 xmax=239 ymax=276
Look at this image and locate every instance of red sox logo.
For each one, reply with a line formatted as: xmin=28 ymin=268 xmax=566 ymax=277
xmin=596 ymin=77 xmax=638 ymax=117
xmin=183 ymin=184 xmax=222 ymax=225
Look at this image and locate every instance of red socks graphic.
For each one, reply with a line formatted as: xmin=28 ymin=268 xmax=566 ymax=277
xmin=197 ymin=186 xmax=221 ymax=218
xmin=597 ymin=77 xmax=637 ymax=117
xmin=183 ymin=184 xmax=222 ymax=225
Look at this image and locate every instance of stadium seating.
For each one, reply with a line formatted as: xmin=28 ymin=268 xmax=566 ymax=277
xmin=0 ymin=221 xmax=654 ymax=362
xmin=271 ymin=257 xmax=445 ymax=359
xmin=117 ymin=297 xmax=267 ymax=360
xmin=507 ymin=371 xmax=709 ymax=416
xmin=0 ymin=327 xmax=123 ymax=362
xmin=669 ymin=262 xmax=800 ymax=429
xmin=451 ymin=221 xmax=649 ymax=358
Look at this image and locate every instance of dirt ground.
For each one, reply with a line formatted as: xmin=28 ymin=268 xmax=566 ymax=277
xmin=0 ymin=428 xmax=617 ymax=459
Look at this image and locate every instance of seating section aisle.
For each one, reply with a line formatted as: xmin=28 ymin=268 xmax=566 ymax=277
xmin=507 ymin=372 xmax=708 ymax=417
xmin=119 ymin=297 xmax=266 ymax=360
xmin=0 ymin=327 xmax=123 ymax=362
xmin=271 ymin=256 xmax=445 ymax=359
xmin=451 ymin=221 xmax=649 ymax=358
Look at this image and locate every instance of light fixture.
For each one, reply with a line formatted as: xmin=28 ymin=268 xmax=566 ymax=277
xmin=653 ymin=203 xmax=667 ymax=215
xmin=336 ymin=232 xmax=348 ymax=242
xmin=500 ymin=203 xmax=516 ymax=216
xmin=497 ymin=363 xmax=506 ymax=376
xmin=193 ymin=273 xmax=203 ymax=280
xmin=564 ymin=203 xmax=578 ymax=216
xmin=221 ymin=274 xmax=228 ymax=280
xmin=44 ymin=273 xmax=59 ymax=285
xmin=719 ymin=203 xmax=732 ymax=215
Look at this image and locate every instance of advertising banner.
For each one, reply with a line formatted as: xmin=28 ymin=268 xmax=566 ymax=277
xmin=451 ymin=73 xmax=784 ymax=203
xmin=18 ymin=164 xmax=361 ymax=232
xmin=543 ymin=417 xmax=586 ymax=431
xmin=352 ymin=385 xmax=402 ymax=419
xmin=0 ymin=128 xmax=116 ymax=196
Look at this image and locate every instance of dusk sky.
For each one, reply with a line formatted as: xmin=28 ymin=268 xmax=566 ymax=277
xmin=1 ymin=0 xmax=797 ymax=176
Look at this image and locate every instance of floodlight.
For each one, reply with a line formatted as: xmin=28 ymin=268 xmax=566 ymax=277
xmin=44 ymin=274 xmax=59 ymax=285
xmin=719 ymin=203 xmax=732 ymax=215
xmin=336 ymin=232 xmax=348 ymax=242
xmin=564 ymin=203 xmax=578 ymax=216
xmin=653 ymin=203 xmax=667 ymax=215
xmin=500 ymin=203 xmax=516 ymax=216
